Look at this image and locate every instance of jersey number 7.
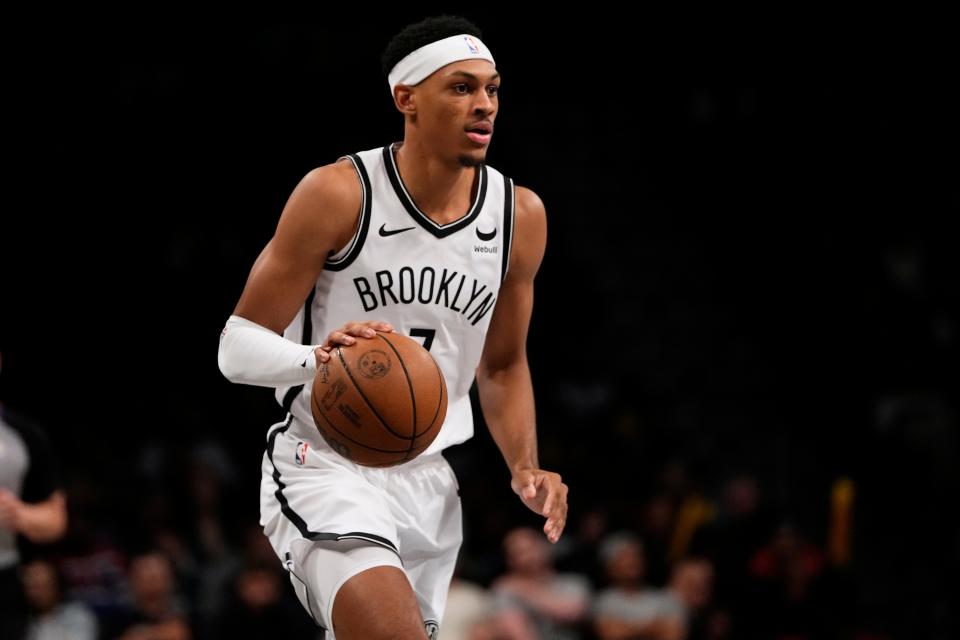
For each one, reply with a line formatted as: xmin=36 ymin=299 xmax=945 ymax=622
xmin=409 ymin=328 xmax=435 ymax=351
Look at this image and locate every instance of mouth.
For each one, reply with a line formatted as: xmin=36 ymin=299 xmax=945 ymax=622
xmin=465 ymin=122 xmax=493 ymax=146
xmin=466 ymin=131 xmax=492 ymax=145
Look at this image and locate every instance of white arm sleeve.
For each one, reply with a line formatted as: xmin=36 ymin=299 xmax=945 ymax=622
xmin=217 ymin=314 xmax=319 ymax=388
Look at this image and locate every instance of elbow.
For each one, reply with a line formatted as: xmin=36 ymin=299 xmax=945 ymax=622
xmin=217 ymin=341 xmax=237 ymax=382
xmin=477 ymin=354 xmax=528 ymax=384
xmin=218 ymin=330 xmax=246 ymax=384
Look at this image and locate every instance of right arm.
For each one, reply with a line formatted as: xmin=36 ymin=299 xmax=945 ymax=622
xmin=232 ymin=162 xmax=357 ymax=333
xmin=218 ymin=161 xmax=390 ymax=387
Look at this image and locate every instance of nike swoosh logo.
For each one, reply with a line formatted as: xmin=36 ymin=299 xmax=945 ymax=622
xmin=379 ymin=223 xmax=415 ymax=237
xmin=476 ymin=227 xmax=497 ymax=241
xmin=300 ymin=359 xmax=308 ymax=368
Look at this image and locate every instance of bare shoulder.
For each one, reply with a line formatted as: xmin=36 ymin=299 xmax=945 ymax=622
xmin=301 ymin=157 xmax=361 ymax=199
xmin=515 ymin=185 xmax=547 ymax=221
xmin=508 ymin=185 xmax=547 ymax=279
xmin=274 ymin=158 xmax=362 ymax=251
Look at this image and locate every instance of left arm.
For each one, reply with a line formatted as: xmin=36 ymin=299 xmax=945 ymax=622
xmin=0 ymin=414 xmax=67 ymax=543
xmin=0 ymin=489 xmax=67 ymax=543
xmin=477 ymin=186 xmax=568 ymax=543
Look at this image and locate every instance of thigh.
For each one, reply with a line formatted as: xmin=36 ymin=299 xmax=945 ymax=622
xmin=332 ymin=564 xmax=428 ymax=640
xmin=391 ymin=456 xmax=464 ymax=629
xmin=289 ymin=538 xmax=414 ymax=639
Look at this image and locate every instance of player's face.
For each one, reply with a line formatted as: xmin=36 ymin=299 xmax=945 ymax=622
xmin=417 ymin=59 xmax=499 ymax=167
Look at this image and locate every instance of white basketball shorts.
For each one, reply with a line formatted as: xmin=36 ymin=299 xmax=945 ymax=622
xmin=260 ymin=414 xmax=463 ymax=636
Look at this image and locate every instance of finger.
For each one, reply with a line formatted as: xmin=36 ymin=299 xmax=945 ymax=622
xmin=542 ymin=474 xmax=561 ymax=516
xmin=544 ymin=516 xmax=566 ymax=542
xmin=367 ymin=320 xmax=394 ymax=332
xmin=551 ymin=520 xmax=566 ymax=543
xmin=527 ymin=473 xmax=547 ymax=500
xmin=343 ymin=324 xmax=377 ymax=339
xmin=523 ymin=480 xmax=537 ymax=500
xmin=511 ymin=472 xmax=537 ymax=500
xmin=543 ymin=520 xmax=560 ymax=543
xmin=551 ymin=489 xmax=569 ymax=522
xmin=327 ymin=331 xmax=356 ymax=346
xmin=314 ymin=347 xmax=330 ymax=363
xmin=553 ymin=521 xmax=566 ymax=541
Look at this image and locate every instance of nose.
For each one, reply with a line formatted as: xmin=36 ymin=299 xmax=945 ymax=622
xmin=473 ymin=90 xmax=495 ymax=116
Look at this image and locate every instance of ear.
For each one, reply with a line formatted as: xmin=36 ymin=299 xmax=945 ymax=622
xmin=393 ymin=84 xmax=416 ymax=115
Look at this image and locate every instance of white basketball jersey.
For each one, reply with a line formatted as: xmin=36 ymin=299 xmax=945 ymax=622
xmin=276 ymin=142 xmax=515 ymax=455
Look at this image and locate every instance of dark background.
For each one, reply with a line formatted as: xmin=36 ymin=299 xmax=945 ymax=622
xmin=2 ymin=15 xmax=958 ymax=639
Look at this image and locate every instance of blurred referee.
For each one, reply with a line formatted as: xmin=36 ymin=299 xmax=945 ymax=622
xmin=0 ymin=348 xmax=67 ymax=639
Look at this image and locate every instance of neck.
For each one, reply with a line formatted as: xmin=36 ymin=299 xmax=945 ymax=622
xmin=394 ymin=137 xmax=478 ymax=225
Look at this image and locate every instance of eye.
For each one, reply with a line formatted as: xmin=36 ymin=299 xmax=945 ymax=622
xmin=487 ymin=85 xmax=500 ymax=97
xmin=453 ymin=84 xmax=469 ymax=94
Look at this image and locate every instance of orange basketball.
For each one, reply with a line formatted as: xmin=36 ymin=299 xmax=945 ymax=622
xmin=310 ymin=331 xmax=447 ymax=467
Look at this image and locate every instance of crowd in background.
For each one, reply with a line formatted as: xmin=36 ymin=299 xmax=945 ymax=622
xmin=5 ymin=429 xmax=892 ymax=639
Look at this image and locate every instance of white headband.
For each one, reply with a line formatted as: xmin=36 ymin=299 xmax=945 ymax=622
xmin=388 ymin=34 xmax=496 ymax=95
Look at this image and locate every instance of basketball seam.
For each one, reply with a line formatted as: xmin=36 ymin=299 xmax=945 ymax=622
xmin=423 ymin=355 xmax=445 ymax=437
xmin=376 ymin=333 xmax=418 ymax=458
xmin=335 ymin=345 xmax=413 ymax=441
xmin=312 ymin=392 xmax=414 ymax=454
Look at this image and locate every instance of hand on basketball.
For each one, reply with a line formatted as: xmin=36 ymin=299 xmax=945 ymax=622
xmin=511 ymin=469 xmax=568 ymax=544
xmin=314 ymin=320 xmax=393 ymax=365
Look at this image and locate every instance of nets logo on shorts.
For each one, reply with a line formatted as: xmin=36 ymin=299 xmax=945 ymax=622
xmin=295 ymin=441 xmax=309 ymax=465
xmin=424 ymin=620 xmax=439 ymax=639
xmin=463 ymin=36 xmax=479 ymax=54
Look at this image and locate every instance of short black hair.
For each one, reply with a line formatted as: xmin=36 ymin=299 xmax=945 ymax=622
xmin=381 ymin=15 xmax=484 ymax=79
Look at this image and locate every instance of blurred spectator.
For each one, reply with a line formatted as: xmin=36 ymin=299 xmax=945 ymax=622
xmin=638 ymin=495 xmax=675 ymax=587
xmin=55 ymin=477 xmax=130 ymax=617
xmin=23 ymin=558 xmax=97 ymax=640
xmin=746 ymin=522 xmax=827 ymax=639
xmin=211 ymin=561 xmax=314 ymax=640
xmin=689 ymin=473 xmax=771 ymax=616
xmin=666 ymin=558 xmax=720 ymax=640
xmin=439 ymin=553 xmax=497 ymax=640
xmin=555 ymin=507 xmax=611 ymax=586
xmin=1 ymin=350 xmax=69 ymax=639
xmin=99 ymin=551 xmax=191 ymax=640
xmin=492 ymin=526 xmax=591 ymax=639
xmin=439 ymin=572 xmax=496 ymax=640
xmin=592 ymin=532 xmax=684 ymax=640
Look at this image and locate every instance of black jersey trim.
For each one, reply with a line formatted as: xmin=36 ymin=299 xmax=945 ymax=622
xmin=266 ymin=417 xmax=400 ymax=557
xmin=383 ymin=142 xmax=488 ymax=238
xmin=325 ymin=154 xmax=373 ymax=272
xmin=501 ymin=176 xmax=515 ymax=282
xmin=281 ymin=287 xmax=317 ymax=414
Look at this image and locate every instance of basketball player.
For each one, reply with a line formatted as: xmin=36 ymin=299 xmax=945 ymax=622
xmin=218 ymin=16 xmax=567 ymax=640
